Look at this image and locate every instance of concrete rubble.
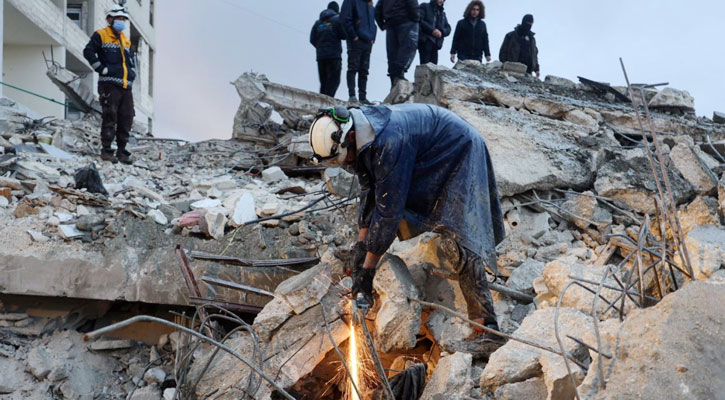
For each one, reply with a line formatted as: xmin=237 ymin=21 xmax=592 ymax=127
xmin=3 ymin=59 xmax=725 ymax=400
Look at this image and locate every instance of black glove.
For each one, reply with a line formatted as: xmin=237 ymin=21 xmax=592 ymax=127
xmin=352 ymin=267 xmax=376 ymax=311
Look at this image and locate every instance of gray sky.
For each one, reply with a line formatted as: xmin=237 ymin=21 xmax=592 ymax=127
xmin=155 ymin=0 xmax=725 ymax=141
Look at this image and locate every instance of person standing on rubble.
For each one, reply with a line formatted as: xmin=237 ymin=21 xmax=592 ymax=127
xmin=449 ymin=0 xmax=490 ymax=64
xmin=310 ymin=2 xmax=347 ymax=98
xmin=83 ymin=4 xmax=136 ymax=165
xmin=340 ymin=0 xmax=377 ymax=104
xmin=309 ymin=104 xmax=506 ymax=357
xmin=499 ymin=14 xmax=540 ymax=78
xmin=418 ymin=0 xmax=451 ymax=65
xmin=374 ymin=0 xmax=420 ymax=87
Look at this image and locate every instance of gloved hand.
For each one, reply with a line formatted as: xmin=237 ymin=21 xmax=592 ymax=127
xmin=352 ymin=267 xmax=376 ymax=312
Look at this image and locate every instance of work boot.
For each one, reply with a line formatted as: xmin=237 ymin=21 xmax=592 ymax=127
xmin=117 ymin=149 xmax=133 ymax=165
xmin=348 ymin=95 xmax=359 ymax=103
xmin=100 ymin=148 xmax=118 ymax=163
xmin=441 ymin=321 xmax=506 ymax=360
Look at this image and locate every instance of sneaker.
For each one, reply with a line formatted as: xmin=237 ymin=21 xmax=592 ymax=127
xmin=359 ymin=98 xmax=373 ymax=105
xmin=100 ymin=149 xmax=118 ymax=163
xmin=117 ymin=149 xmax=133 ymax=165
xmin=348 ymin=96 xmax=359 ymax=103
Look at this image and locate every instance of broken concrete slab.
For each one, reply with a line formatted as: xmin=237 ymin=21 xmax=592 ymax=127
xmin=373 ymin=255 xmax=422 ymax=352
xmin=542 ymin=258 xmax=634 ymax=317
xmin=481 ymin=307 xmax=591 ymax=391
xmin=591 ymin=282 xmax=725 ymax=400
xmin=594 ymin=152 xmax=694 ymax=214
xmin=229 ymin=191 xmax=256 ymax=227
xmin=420 ymin=352 xmax=473 ymax=400
xmin=494 ymin=377 xmax=547 ymax=400
xmin=384 ymin=79 xmax=416 ymax=104
xmin=561 ymin=191 xmax=612 ymax=233
xmin=506 ymin=259 xmax=545 ymax=294
xmin=190 ymin=198 xmax=221 ymax=210
xmin=648 ymin=87 xmax=695 ymax=112
xmin=274 ymin=251 xmax=340 ymax=314
xmin=544 ymin=75 xmax=577 ymax=90
xmin=676 ymin=196 xmax=719 ymax=237
xmin=713 ymin=111 xmax=725 ymax=124
xmin=683 ymin=224 xmax=725 ymax=280
xmin=503 ymin=62 xmax=528 ymax=76
xmin=449 ymin=100 xmax=596 ymax=196
xmin=669 ymin=143 xmax=719 ymax=195
xmin=88 ymin=339 xmax=134 ymax=351
xmin=324 ymin=167 xmax=360 ymax=198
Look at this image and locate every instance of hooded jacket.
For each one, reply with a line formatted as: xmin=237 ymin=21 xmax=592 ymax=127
xmin=83 ymin=26 xmax=136 ymax=89
xmin=310 ymin=9 xmax=347 ymax=61
xmin=450 ymin=17 xmax=490 ymax=60
xmin=499 ymin=25 xmax=539 ymax=72
xmin=418 ymin=0 xmax=451 ymax=49
xmin=353 ymin=104 xmax=505 ymax=269
xmin=340 ymin=0 xmax=377 ymax=42
xmin=374 ymin=0 xmax=420 ymax=29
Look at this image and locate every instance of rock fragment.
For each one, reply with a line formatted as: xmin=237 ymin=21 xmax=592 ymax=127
xmin=373 ymin=255 xmax=421 ymax=352
xmin=420 ymin=352 xmax=473 ymax=400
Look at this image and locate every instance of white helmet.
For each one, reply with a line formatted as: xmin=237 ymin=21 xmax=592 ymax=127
xmin=309 ymin=107 xmax=354 ymax=162
xmin=107 ymin=4 xmax=130 ymax=19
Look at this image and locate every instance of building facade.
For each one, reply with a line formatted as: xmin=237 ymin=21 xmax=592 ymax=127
xmin=0 ymin=0 xmax=155 ymax=132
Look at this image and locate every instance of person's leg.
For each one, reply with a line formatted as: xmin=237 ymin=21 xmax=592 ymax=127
xmin=358 ymin=42 xmax=372 ymax=101
xmin=398 ymin=21 xmax=419 ymax=78
xmin=430 ymin=44 xmax=439 ymax=65
xmin=458 ymin=250 xmax=497 ymax=328
xmin=419 ymin=41 xmax=431 ymax=64
xmin=318 ymin=60 xmax=327 ymax=95
xmin=99 ymin=83 xmax=121 ymax=162
xmin=329 ymin=59 xmax=342 ymax=98
xmin=346 ymin=41 xmax=361 ymax=99
xmin=386 ymin=26 xmax=399 ymax=84
xmin=116 ymin=88 xmax=134 ymax=164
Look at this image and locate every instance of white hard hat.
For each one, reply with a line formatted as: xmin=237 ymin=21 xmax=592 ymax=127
xmin=309 ymin=108 xmax=353 ymax=161
xmin=107 ymin=4 xmax=130 ymax=19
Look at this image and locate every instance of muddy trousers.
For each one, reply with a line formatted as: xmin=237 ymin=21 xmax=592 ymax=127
xmin=440 ymin=235 xmax=497 ymax=327
xmin=317 ymin=59 xmax=342 ymax=98
xmin=99 ymin=83 xmax=134 ymax=152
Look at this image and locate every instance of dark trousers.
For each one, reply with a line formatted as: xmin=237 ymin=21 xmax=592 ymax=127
xmin=346 ymin=40 xmax=373 ymax=98
xmin=99 ymin=83 xmax=134 ymax=152
xmin=386 ymin=21 xmax=419 ymax=82
xmin=418 ymin=40 xmax=439 ymax=65
xmin=458 ymin=54 xmax=483 ymax=62
xmin=318 ymin=59 xmax=342 ymax=98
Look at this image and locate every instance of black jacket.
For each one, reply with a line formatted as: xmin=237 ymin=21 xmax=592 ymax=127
xmin=450 ymin=18 xmax=490 ymax=59
xmin=340 ymin=0 xmax=377 ymax=42
xmin=374 ymin=0 xmax=420 ymax=29
xmin=418 ymin=0 xmax=451 ymax=49
xmin=83 ymin=26 xmax=136 ymax=89
xmin=310 ymin=9 xmax=347 ymax=61
xmin=499 ymin=25 xmax=539 ymax=72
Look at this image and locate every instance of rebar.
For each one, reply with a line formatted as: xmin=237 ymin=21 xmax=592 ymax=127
xmin=82 ymin=316 xmax=293 ymax=399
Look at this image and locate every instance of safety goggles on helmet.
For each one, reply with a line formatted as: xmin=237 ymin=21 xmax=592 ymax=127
xmin=107 ymin=5 xmax=130 ymax=19
xmin=309 ymin=106 xmax=353 ymax=164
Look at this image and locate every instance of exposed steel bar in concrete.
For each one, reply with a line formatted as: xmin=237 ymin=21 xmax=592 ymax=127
xmin=82 ymin=315 xmax=296 ymax=400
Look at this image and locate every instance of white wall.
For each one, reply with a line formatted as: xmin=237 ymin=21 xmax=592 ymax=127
xmin=3 ymin=44 xmax=66 ymax=118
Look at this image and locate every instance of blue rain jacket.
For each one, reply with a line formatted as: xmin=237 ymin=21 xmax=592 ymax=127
xmin=354 ymin=104 xmax=505 ymax=268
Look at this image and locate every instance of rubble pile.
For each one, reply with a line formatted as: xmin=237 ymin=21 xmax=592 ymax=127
xmin=2 ymin=58 xmax=725 ymax=400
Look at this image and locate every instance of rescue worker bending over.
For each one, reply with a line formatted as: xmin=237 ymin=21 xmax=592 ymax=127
xmin=309 ymin=104 xmax=506 ymax=357
xmin=83 ymin=4 xmax=137 ymax=165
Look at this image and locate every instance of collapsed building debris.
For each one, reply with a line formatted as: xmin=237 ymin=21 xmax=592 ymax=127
xmin=3 ymin=55 xmax=725 ymax=400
